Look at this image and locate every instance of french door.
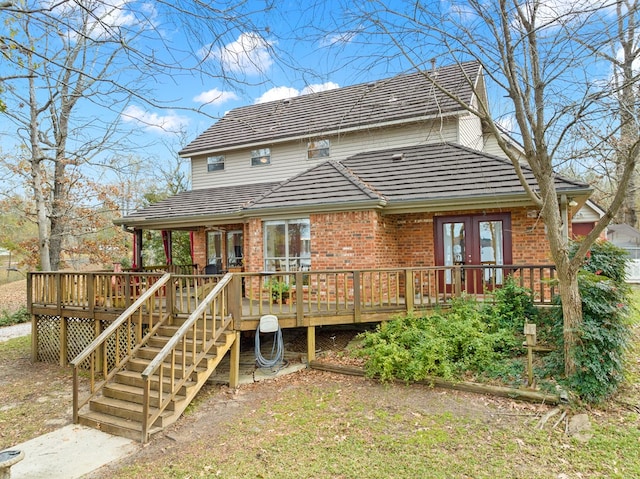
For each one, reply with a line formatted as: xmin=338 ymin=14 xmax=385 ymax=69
xmin=435 ymin=214 xmax=512 ymax=293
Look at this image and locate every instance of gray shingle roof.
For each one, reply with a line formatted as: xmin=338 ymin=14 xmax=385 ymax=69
xmin=245 ymin=161 xmax=385 ymax=210
xmin=118 ymin=143 xmax=591 ymax=229
xmin=114 ymin=182 xmax=279 ymax=227
xmin=179 ymin=62 xmax=481 ymax=156
xmin=245 ymin=143 xmax=591 ymax=212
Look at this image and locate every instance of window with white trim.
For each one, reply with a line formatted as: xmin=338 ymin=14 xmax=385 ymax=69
xmin=251 ymin=148 xmax=271 ymax=166
xmin=307 ymin=139 xmax=330 ymax=159
xmin=207 ymin=155 xmax=224 ymax=172
xmin=264 ymin=219 xmax=311 ymax=272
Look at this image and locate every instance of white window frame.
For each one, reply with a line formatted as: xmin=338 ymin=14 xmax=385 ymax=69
xmin=263 ymin=219 xmax=311 ymax=272
xmin=307 ymin=139 xmax=330 ymax=160
xmin=251 ymin=148 xmax=271 ymax=166
xmin=207 ymin=155 xmax=225 ymax=172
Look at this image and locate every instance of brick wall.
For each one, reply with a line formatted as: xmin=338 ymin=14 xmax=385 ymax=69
xmin=191 ymin=206 xmax=554 ymax=274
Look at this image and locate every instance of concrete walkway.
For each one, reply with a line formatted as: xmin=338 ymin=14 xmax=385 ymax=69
xmin=7 ymin=425 xmax=138 ymax=479
xmin=0 ymin=322 xmax=31 ymax=342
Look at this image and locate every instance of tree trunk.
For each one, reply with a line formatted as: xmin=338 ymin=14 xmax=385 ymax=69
xmin=556 ymin=266 xmax=582 ymax=376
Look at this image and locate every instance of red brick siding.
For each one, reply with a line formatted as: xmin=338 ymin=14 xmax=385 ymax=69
xmin=190 ymin=206 xmax=553 ymax=274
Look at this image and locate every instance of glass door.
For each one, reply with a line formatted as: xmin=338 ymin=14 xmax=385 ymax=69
xmin=435 ymin=214 xmax=511 ymax=293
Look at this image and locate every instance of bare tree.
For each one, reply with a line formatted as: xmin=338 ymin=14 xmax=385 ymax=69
xmin=0 ymin=0 xmax=272 ymax=271
xmin=311 ymin=0 xmax=639 ymax=374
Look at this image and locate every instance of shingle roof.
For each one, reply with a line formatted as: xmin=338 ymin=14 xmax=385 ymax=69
xmin=179 ymin=62 xmax=481 ymax=156
xmin=245 ymin=161 xmax=385 ymax=210
xmin=114 ymin=182 xmax=279 ymax=227
xmin=245 ymin=143 xmax=591 ymax=212
xmin=118 ymin=147 xmax=591 ymax=229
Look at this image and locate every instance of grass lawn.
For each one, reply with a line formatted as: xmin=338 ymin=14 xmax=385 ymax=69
xmin=1 ymin=287 xmax=638 ymax=479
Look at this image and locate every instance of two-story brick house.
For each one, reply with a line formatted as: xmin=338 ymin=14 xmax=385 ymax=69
xmin=115 ymin=61 xmax=591 ymax=292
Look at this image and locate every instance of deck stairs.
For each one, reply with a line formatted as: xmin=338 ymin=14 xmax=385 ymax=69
xmin=77 ymin=316 xmax=236 ymax=441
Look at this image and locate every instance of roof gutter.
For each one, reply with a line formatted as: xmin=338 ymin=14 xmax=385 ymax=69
xmin=381 ymin=188 xmax=593 ymax=215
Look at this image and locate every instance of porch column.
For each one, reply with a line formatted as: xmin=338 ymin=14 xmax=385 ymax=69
xmin=133 ymin=229 xmax=143 ymax=270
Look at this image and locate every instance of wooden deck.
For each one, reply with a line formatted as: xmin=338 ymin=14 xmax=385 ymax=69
xmin=28 ymin=265 xmax=557 ymax=364
xmin=26 ymin=265 xmax=557 ymax=442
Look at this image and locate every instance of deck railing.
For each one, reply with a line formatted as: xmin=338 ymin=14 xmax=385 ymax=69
xmin=140 ymin=273 xmax=234 ymax=442
xmin=69 ymin=273 xmax=173 ymax=424
xmin=30 ymin=271 xmax=167 ymax=312
xmin=29 ymin=263 xmax=558 ymax=337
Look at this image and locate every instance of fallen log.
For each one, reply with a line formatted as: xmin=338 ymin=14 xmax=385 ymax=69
xmin=309 ymin=360 xmax=563 ymax=405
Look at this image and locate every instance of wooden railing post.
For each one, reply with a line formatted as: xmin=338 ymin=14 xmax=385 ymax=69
xmin=453 ymin=266 xmax=462 ymax=298
xmin=353 ymin=271 xmax=361 ymax=322
xmin=405 ymin=269 xmax=414 ymax=313
xmin=228 ymin=274 xmax=242 ymax=331
xmin=87 ymin=273 xmax=95 ymax=312
xmin=27 ymin=273 xmax=38 ymax=363
xmin=295 ymin=271 xmax=304 ymax=327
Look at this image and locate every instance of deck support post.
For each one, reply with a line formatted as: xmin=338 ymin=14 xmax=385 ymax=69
xmin=307 ymin=325 xmax=316 ymax=363
xmin=59 ymin=317 xmax=68 ymax=367
xmin=228 ymin=331 xmax=241 ymax=388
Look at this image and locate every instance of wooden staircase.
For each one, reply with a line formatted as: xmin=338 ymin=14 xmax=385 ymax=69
xmin=77 ymin=317 xmax=236 ymax=441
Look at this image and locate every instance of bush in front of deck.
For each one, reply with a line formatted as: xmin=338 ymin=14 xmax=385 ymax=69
xmin=356 ymin=287 xmax=535 ymax=384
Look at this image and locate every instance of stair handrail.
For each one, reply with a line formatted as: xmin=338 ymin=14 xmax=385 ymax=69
xmin=71 ymin=273 xmax=173 ymax=423
xmin=140 ymin=272 xmax=234 ymax=441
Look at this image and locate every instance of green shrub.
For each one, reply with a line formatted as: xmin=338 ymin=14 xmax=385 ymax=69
xmin=572 ymin=239 xmax=629 ymax=285
xmin=357 ymin=297 xmax=521 ymax=383
xmin=0 ymin=307 xmax=29 ymax=327
xmin=546 ymin=240 xmax=633 ymax=403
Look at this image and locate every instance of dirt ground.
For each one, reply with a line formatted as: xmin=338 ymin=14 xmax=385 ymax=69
xmin=0 ymin=279 xmax=27 ymax=313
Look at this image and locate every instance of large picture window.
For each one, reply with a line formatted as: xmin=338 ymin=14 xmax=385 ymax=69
xmin=264 ymin=219 xmax=311 ymax=271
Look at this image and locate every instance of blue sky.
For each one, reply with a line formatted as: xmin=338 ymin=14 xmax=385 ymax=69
xmin=0 ymin=0 xmax=622 ymax=183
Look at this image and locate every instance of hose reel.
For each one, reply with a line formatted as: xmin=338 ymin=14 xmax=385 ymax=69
xmin=254 ymin=314 xmax=285 ymax=369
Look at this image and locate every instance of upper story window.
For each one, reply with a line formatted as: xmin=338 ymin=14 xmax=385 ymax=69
xmin=251 ymin=148 xmax=271 ymax=166
xmin=307 ymin=139 xmax=330 ymax=160
xmin=207 ymin=155 xmax=224 ymax=172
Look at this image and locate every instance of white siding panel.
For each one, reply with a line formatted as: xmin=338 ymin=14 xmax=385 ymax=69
xmin=191 ymin=120 xmax=460 ymax=190
xmin=482 ymin=134 xmax=510 ymax=159
xmin=457 ymin=113 xmax=483 ymax=150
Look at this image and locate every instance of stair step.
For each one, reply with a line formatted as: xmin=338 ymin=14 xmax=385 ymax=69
xmin=76 ymin=320 xmax=237 ymax=443
xmin=103 ymin=382 xmax=188 ymax=410
xmin=135 ymin=345 xmax=217 ymax=363
xmin=89 ymin=396 xmax=175 ymax=427
xmin=147 ymin=335 xmax=202 ymax=348
xmin=115 ymin=369 xmax=198 ymax=394
xmin=126 ymin=357 xmax=212 ymax=382
xmin=156 ymin=324 xmax=211 ymax=340
xmin=78 ymin=411 xmax=162 ymax=442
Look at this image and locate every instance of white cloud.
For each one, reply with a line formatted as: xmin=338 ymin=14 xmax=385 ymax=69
xmin=208 ymin=32 xmax=274 ymax=76
xmin=320 ymin=30 xmax=359 ymax=47
xmin=52 ymin=0 xmax=156 ymax=42
xmin=255 ymin=86 xmax=300 ymax=104
xmin=514 ymin=0 xmax=612 ymax=30
xmin=193 ymin=89 xmax=239 ymax=106
xmin=121 ymin=105 xmax=189 ymax=134
xmin=301 ymin=82 xmax=340 ymax=95
xmin=255 ymin=82 xmax=340 ymax=104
